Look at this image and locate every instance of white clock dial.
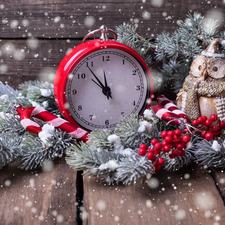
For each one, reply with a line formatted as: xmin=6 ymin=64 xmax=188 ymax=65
xmin=66 ymin=48 xmax=149 ymax=131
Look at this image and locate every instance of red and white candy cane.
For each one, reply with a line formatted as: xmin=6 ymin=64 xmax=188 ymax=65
xmin=153 ymin=104 xmax=182 ymax=127
xmin=13 ymin=104 xmax=89 ymax=143
xmin=156 ymin=95 xmax=191 ymax=123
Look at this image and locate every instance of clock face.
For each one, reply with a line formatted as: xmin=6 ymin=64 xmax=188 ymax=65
xmin=66 ymin=48 xmax=150 ymax=131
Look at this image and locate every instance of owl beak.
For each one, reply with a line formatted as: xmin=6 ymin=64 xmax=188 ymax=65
xmin=203 ymin=70 xmax=208 ymax=80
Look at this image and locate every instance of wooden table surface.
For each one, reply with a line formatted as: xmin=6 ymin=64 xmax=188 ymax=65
xmin=1 ymin=1 xmax=225 ymax=224
xmin=0 ymin=158 xmax=225 ymax=225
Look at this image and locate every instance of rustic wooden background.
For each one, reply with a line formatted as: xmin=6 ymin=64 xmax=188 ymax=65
xmin=1 ymin=0 xmax=225 ymax=224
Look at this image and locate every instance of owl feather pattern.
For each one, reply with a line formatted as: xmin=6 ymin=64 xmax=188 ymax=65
xmin=177 ymin=38 xmax=225 ymax=121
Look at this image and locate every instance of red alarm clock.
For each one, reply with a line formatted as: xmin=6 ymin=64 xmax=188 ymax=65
xmin=54 ymin=25 xmax=153 ymax=131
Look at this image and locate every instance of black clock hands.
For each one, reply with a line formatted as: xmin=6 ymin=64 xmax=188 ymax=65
xmin=88 ymin=66 xmax=112 ymax=100
xmin=103 ymin=70 xmax=112 ymax=99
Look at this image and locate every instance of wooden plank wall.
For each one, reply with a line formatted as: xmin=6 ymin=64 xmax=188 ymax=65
xmin=1 ymin=0 xmax=225 ymax=87
xmin=1 ymin=1 xmax=225 ymax=225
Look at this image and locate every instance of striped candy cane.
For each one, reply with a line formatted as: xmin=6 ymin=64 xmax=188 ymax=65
xmin=13 ymin=104 xmax=89 ymax=143
xmin=156 ymin=95 xmax=191 ymax=123
xmin=153 ymin=104 xmax=182 ymax=126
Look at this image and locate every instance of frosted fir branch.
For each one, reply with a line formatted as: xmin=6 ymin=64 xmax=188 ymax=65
xmin=19 ymin=130 xmax=74 ymax=170
xmin=164 ymin=149 xmax=193 ymax=171
xmin=88 ymin=129 xmax=115 ymax=151
xmin=115 ymin=114 xmax=156 ymax=149
xmin=66 ymin=142 xmax=124 ymax=184
xmin=66 ymin=142 xmax=154 ymax=185
xmin=0 ymin=81 xmax=19 ymax=98
xmin=189 ymin=139 xmax=225 ymax=168
xmin=19 ymin=80 xmax=59 ymax=114
xmin=115 ymin=23 xmax=152 ymax=67
xmin=0 ymin=113 xmax=25 ymax=134
xmin=116 ymin=153 xmax=153 ymax=185
xmin=0 ymin=132 xmax=22 ymax=169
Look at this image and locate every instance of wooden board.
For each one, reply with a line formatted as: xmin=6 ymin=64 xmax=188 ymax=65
xmin=83 ymin=164 xmax=225 ymax=225
xmin=0 ymin=0 xmax=224 ymax=38
xmin=0 ymin=39 xmax=81 ymax=88
xmin=0 ymin=158 xmax=78 ymax=225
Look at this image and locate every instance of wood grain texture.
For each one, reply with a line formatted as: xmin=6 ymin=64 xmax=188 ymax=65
xmin=0 ymin=0 xmax=224 ymax=38
xmin=0 ymin=39 xmax=81 ymax=88
xmin=0 ymin=158 xmax=78 ymax=225
xmin=83 ymin=164 xmax=225 ymax=225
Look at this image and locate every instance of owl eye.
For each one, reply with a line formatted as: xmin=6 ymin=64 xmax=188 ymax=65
xmin=213 ymin=67 xmax=218 ymax=72
xmin=198 ymin=65 xmax=202 ymax=70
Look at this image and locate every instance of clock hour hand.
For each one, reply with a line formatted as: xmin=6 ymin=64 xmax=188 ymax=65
xmin=89 ymin=66 xmax=112 ymax=100
xmin=103 ymin=70 xmax=112 ymax=99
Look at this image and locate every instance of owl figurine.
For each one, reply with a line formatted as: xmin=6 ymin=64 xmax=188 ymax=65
xmin=177 ymin=38 xmax=225 ymax=121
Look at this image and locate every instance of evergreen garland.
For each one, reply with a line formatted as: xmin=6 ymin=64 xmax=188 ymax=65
xmin=116 ymin=12 xmax=221 ymax=93
xmin=0 ymin=12 xmax=224 ymax=185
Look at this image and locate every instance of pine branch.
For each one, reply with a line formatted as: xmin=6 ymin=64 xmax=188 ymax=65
xmin=0 ymin=132 xmax=22 ymax=169
xmin=19 ymin=130 xmax=74 ymax=170
xmin=88 ymin=129 xmax=115 ymax=151
xmin=164 ymin=149 xmax=193 ymax=171
xmin=116 ymin=153 xmax=153 ymax=185
xmin=0 ymin=113 xmax=25 ymax=134
xmin=115 ymin=114 xmax=155 ymax=149
xmin=190 ymin=139 xmax=225 ymax=168
xmin=19 ymin=80 xmax=59 ymax=114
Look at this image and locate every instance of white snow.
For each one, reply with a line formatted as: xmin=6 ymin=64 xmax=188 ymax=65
xmin=98 ymin=160 xmax=119 ymax=171
xmin=212 ymin=140 xmax=221 ymax=152
xmin=107 ymin=134 xmax=132 ymax=155
xmin=143 ymin=109 xmax=154 ymax=120
xmin=42 ymin=101 xmax=49 ymax=108
xmin=40 ymin=89 xmax=52 ymax=97
xmin=138 ymin=120 xmax=153 ymax=134
xmin=38 ymin=124 xmax=55 ymax=144
xmin=0 ymin=94 xmax=9 ymax=100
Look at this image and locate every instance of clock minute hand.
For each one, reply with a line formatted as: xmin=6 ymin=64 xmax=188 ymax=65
xmin=88 ymin=66 xmax=104 ymax=88
xmin=103 ymin=70 xmax=112 ymax=99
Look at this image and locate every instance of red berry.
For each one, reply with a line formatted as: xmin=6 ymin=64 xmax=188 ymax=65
xmin=146 ymin=152 xmax=156 ymax=161
xmin=174 ymin=129 xmax=182 ymax=137
xmin=210 ymin=114 xmax=218 ymax=122
xmin=177 ymin=143 xmax=183 ymax=150
xmin=158 ymin=158 xmax=165 ymax=165
xmin=138 ymin=148 xmax=146 ymax=156
xmin=154 ymin=142 xmax=162 ymax=151
xmin=165 ymin=135 xmax=173 ymax=144
xmin=169 ymin=152 xmax=175 ymax=159
xmin=167 ymin=130 xmax=174 ymax=136
xmin=163 ymin=145 xmax=171 ymax=152
xmin=202 ymin=116 xmax=207 ymax=122
xmin=182 ymin=135 xmax=191 ymax=143
xmin=173 ymin=150 xmax=180 ymax=158
xmin=153 ymin=165 xmax=161 ymax=172
xmin=179 ymin=150 xmax=186 ymax=156
xmin=212 ymin=125 xmax=219 ymax=132
xmin=162 ymin=140 xmax=167 ymax=146
xmin=173 ymin=135 xmax=178 ymax=140
xmin=192 ymin=119 xmax=199 ymax=126
xmin=205 ymin=132 xmax=214 ymax=140
xmin=151 ymin=139 xmax=158 ymax=146
xmin=197 ymin=117 xmax=204 ymax=124
xmin=148 ymin=148 xmax=155 ymax=153
xmin=205 ymin=119 xmax=212 ymax=127
xmin=219 ymin=121 xmax=225 ymax=128
xmin=139 ymin=144 xmax=148 ymax=150
xmin=201 ymin=132 xmax=206 ymax=138
xmin=161 ymin=131 xmax=168 ymax=139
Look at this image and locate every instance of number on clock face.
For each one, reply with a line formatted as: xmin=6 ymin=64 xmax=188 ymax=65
xmin=66 ymin=48 xmax=149 ymax=131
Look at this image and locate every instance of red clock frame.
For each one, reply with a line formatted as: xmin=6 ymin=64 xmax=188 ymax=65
xmin=54 ymin=39 xmax=153 ymax=128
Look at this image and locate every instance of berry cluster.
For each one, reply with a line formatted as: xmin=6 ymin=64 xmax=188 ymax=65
xmin=138 ymin=129 xmax=191 ymax=172
xmin=191 ymin=114 xmax=225 ymax=140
